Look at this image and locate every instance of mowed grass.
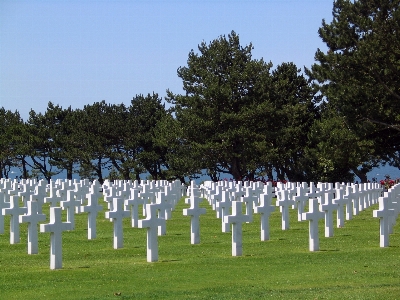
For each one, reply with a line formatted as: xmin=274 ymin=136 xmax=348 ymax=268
xmin=1 ymin=195 xmax=400 ymax=299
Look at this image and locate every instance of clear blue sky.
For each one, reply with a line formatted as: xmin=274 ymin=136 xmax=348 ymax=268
xmin=2 ymin=0 xmax=400 ymax=180
xmin=0 ymin=0 xmax=334 ymax=120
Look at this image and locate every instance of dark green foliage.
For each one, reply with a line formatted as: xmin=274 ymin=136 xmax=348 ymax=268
xmin=45 ymin=103 xmax=79 ymax=180
xmin=129 ymin=93 xmax=169 ymax=180
xmin=74 ymin=101 xmax=123 ymax=183
xmin=167 ymin=31 xmax=272 ymax=181
xmin=25 ymin=104 xmax=64 ymax=182
xmin=167 ymin=31 xmax=319 ymax=181
xmin=307 ymin=110 xmax=366 ymax=182
xmin=265 ymin=62 xmax=320 ymax=181
xmin=308 ymin=0 xmax=400 ymax=171
xmin=0 ymin=108 xmax=24 ymax=178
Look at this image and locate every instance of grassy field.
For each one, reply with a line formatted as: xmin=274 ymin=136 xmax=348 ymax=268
xmin=1 ymin=195 xmax=399 ymax=299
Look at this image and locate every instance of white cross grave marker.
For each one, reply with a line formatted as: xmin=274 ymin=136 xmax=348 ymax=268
xmin=75 ymin=179 xmax=90 ymax=205
xmin=19 ymin=200 xmax=46 ymax=254
xmin=320 ymin=188 xmax=338 ymax=237
xmin=343 ymin=184 xmax=353 ymax=220
xmin=0 ymin=190 xmax=9 ymax=234
xmin=333 ymin=187 xmax=347 ymax=228
xmin=162 ymin=185 xmax=177 ymax=219
xmin=30 ymin=180 xmax=47 ymax=214
xmin=124 ymin=188 xmax=143 ymax=228
xmin=40 ymin=207 xmax=72 ymax=269
xmin=103 ymin=186 xmax=120 ymax=211
xmin=155 ymin=190 xmax=169 ymax=236
xmin=138 ymin=203 xmax=166 ymax=262
xmin=44 ymin=183 xmax=62 ymax=207
xmin=105 ymin=197 xmax=130 ymax=249
xmin=241 ymin=187 xmax=258 ymax=222
xmin=60 ymin=189 xmax=81 ymax=230
xmin=302 ymin=198 xmax=325 ymax=251
xmin=2 ymin=195 xmax=27 ymax=244
xmin=224 ymin=201 xmax=251 ymax=256
xmin=352 ymin=184 xmax=360 ymax=216
xmin=183 ymin=183 xmax=206 ymax=244
xmin=210 ymin=186 xmax=222 ymax=210
xmin=18 ymin=183 xmax=33 ymax=206
xmin=140 ymin=183 xmax=157 ymax=216
xmin=2 ymin=179 xmax=12 ymax=202
xmin=254 ymin=192 xmax=275 ymax=241
xmin=293 ymin=183 xmax=309 ymax=221
xmin=80 ymin=180 xmax=104 ymax=239
xmin=216 ymin=190 xmax=232 ymax=233
xmin=373 ymin=193 xmax=396 ymax=247
xmin=276 ymin=189 xmax=294 ymax=230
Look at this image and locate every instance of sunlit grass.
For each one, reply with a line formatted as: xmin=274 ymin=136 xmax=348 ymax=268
xmin=0 ymin=196 xmax=399 ymax=299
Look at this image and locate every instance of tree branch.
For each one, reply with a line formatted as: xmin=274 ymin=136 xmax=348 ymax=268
xmin=372 ymin=70 xmax=400 ymax=101
xmin=363 ymin=118 xmax=400 ymax=131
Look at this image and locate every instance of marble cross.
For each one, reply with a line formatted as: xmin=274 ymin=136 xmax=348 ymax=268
xmin=302 ymin=198 xmax=325 ymax=251
xmin=60 ymin=189 xmax=81 ymax=230
xmin=332 ymin=187 xmax=347 ymax=228
xmin=44 ymin=183 xmax=62 ymax=207
xmin=138 ymin=203 xmax=166 ymax=262
xmin=80 ymin=181 xmax=104 ymax=239
xmin=19 ymin=200 xmax=46 ymax=254
xmin=254 ymin=193 xmax=275 ymax=241
xmin=216 ymin=191 xmax=232 ymax=233
xmin=373 ymin=192 xmax=396 ymax=247
xmin=3 ymin=195 xmax=27 ymax=244
xmin=276 ymin=189 xmax=294 ymax=230
xmin=124 ymin=188 xmax=143 ymax=228
xmin=40 ymin=207 xmax=72 ymax=269
xmin=0 ymin=189 xmax=9 ymax=234
xmin=183 ymin=183 xmax=206 ymax=244
xmin=105 ymin=197 xmax=130 ymax=249
xmin=320 ymin=188 xmax=338 ymax=237
xmin=30 ymin=180 xmax=48 ymax=214
xmin=293 ymin=183 xmax=309 ymax=221
xmin=224 ymin=201 xmax=251 ymax=256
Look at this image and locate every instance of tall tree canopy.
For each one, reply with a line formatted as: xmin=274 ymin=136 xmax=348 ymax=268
xmin=167 ymin=31 xmax=318 ymax=181
xmin=129 ymin=93 xmax=169 ymax=180
xmin=167 ymin=31 xmax=273 ymax=181
xmin=265 ymin=62 xmax=319 ymax=182
xmin=308 ymin=0 xmax=400 ymax=169
xmin=0 ymin=108 xmax=24 ymax=178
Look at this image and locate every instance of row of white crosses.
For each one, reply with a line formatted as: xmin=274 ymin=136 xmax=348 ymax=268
xmin=0 ymin=177 xmax=395 ymax=268
xmin=97 ymin=179 xmax=184 ymax=261
xmin=275 ymin=181 xmax=385 ymax=251
xmin=202 ymin=180 xmax=386 ymax=253
xmin=0 ymin=178 xmax=185 ymax=268
xmin=373 ymin=183 xmax=400 ymax=247
xmin=202 ymin=180 xmax=275 ymax=256
xmin=0 ymin=178 xmax=104 ymax=269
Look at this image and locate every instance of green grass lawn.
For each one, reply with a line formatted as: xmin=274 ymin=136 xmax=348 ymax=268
xmin=1 ymin=196 xmax=399 ymax=299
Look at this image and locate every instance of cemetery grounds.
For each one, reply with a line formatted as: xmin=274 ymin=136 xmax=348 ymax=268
xmin=1 ymin=195 xmax=400 ymax=299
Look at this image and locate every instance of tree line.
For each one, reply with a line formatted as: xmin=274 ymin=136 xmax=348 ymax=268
xmin=1 ymin=0 xmax=399 ymax=184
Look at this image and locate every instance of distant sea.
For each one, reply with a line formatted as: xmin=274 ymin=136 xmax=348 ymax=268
xmin=366 ymin=165 xmax=400 ymax=181
xmin=195 ymin=165 xmax=400 ymax=183
xmin=7 ymin=163 xmax=400 ymax=183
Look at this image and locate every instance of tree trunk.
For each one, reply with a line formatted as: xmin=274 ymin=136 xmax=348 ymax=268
xmin=96 ymin=157 xmax=104 ymax=184
xmin=353 ymin=168 xmax=368 ymax=183
xmin=276 ymin=167 xmax=285 ymax=181
xmin=66 ymin=162 xmax=73 ymax=180
xmin=21 ymin=156 xmax=29 ymax=179
xmin=267 ymin=169 xmax=274 ymax=181
xmin=230 ymin=158 xmax=242 ymax=181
